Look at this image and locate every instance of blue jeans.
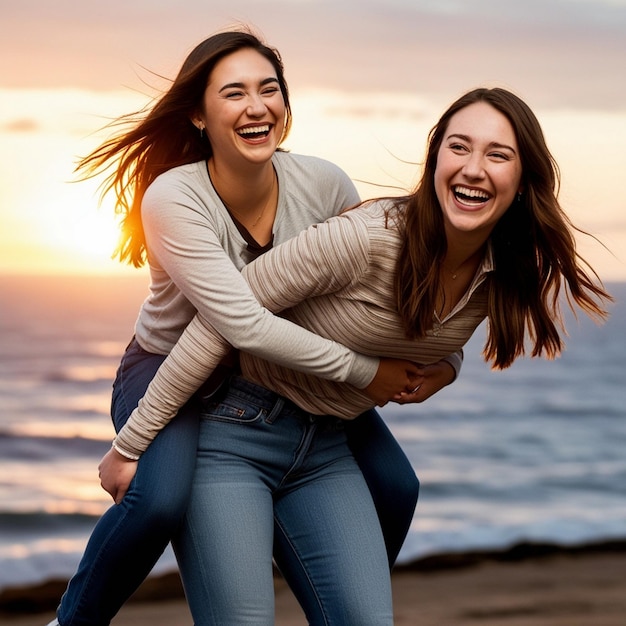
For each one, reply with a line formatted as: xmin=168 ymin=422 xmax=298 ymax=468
xmin=56 ymin=339 xmax=201 ymax=626
xmin=174 ymin=377 xmax=393 ymax=626
xmin=56 ymin=340 xmax=418 ymax=625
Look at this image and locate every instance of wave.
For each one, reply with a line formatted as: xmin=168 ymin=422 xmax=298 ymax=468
xmin=0 ymin=431 xmax=111 ymax=460
xmin=0 ymin=510 xmax=99 ymax=533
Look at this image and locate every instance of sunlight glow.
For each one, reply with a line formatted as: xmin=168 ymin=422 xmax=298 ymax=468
xmin=1 ymin=87 xmax=625 ymax=279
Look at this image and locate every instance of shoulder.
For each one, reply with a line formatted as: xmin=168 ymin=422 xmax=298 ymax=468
xmin=142 ymin=161 xmax=212 ymax=217
xmin=273 ymin=151 xmax=351 ymax=181
xmin=343 ymin=199 xmax=398 ymax=228
xmin=145 ymin=161 xmax=206 ymax=197
xmin=273 ymin=152 xmax=356 ymax=200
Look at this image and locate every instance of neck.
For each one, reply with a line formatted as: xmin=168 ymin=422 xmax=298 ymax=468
xmin=443 ymin=242 xmax=486 ymax=280
xmin=208 ymin=158 xmax=274 ymax=201
xmin=443 ymin=226 xmax=490 ymax=272
xmin=208 ymin=159 xmax=278 ymax=228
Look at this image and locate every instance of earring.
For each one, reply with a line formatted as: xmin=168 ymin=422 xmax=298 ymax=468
xmin=199 ymin=126 xmax=204 ymax=139
xmin=517 ymin=191 xmax=523 ymax=203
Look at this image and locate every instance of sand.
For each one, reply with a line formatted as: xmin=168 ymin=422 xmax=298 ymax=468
xmin=2 ymin=541 xmax=625 ymax=625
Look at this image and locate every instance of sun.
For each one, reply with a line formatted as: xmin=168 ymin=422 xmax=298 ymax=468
xmin=33 ymin=187 xmax=126 ymax=274
xmin=1 ymin=174 xmax=130 ymax=275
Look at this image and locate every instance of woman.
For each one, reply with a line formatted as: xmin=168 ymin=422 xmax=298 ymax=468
xmin=48 ymin=28 xmax=452 ymax=626
xmin=104 ymin=87 xmax=611 ymax=625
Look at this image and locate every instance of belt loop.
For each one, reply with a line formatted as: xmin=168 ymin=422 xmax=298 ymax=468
xmin=265 ymin=396 xmax=284 ymax=424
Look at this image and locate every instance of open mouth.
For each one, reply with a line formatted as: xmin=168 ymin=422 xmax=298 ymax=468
xmin=453 ymin=185 xmax=491 ymax=206
xmin=236 ymin=124 xmax=271 ymax=139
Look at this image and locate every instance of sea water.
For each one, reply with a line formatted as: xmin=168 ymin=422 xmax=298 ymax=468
xmin=1 ymin=275 xmax=624 ymax=592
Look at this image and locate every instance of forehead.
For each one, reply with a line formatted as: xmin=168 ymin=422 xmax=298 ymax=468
xmin=446 ymin=101 xmax=517 ymax=148
xmin=208 ymin=48 xmax=277 ymax=86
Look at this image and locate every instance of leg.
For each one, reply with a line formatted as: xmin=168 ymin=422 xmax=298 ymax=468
xmin=345 ymin=409 xmax=419 ymax=566
xmin=174 ymin=467 xmax=276 ymax=626
xmin=173 ymin=384 xmax=281 ymax=626
xmin=274 ymin=427 xmax=393 ymax=626
xmin=56 ymin=340 xmax=200 ymax=626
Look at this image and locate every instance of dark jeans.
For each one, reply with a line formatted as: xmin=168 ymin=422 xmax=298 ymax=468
xmin=56 ymin=339 xmax=419 ymax=625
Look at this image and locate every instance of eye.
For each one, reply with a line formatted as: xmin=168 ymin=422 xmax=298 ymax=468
xmin=224 ymin=90 xmax=245 ymax=99
xmin=261 ymin=86 xmax=280 ymax=97
xmin=488 ymin=151 xmax=511 ymax=161
xmin=449 ymin=142 xmax=469 ymax=153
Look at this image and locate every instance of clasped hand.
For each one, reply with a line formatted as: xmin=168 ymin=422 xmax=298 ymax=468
xmin=363 ymin=357 xmax=455 ymax=406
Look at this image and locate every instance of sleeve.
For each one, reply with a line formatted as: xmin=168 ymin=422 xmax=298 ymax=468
xmin=442 ymin=349 xmax=463 ymax=380
xmin=142 ymin=177 xmax=378 ymax=383
xmin=113 ymin=202 xmax=377 ymax=459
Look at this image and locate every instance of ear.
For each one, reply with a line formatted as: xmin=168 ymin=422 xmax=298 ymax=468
xmin=190 ymin=113 xmax=204 ymax=130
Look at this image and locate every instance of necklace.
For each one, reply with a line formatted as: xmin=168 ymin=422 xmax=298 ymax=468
xmin=209 ymin=161 xmax=277 ymax=228
xmin=442 ymin=262 xmax=464 ymax=280
xmin=442 ymin=249 xmax=482 ymax=280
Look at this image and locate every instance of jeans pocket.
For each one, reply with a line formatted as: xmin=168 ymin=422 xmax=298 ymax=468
xmin=201 ymin=398 xmax=266 ymax=425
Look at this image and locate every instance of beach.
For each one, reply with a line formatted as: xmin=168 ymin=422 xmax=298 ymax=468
xmin=1 ymin=276 xmax=625 ymax=625
xmin=2 ymin=541 xmax=625 ymax=625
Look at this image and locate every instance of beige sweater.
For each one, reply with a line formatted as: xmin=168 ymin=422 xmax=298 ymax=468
xmin=114 ymin=200 xmax=488 ymax=459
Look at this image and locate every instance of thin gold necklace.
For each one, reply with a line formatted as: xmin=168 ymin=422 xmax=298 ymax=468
xmin=209 ymin=161 xmax=276 ymax=227
xmin=443 ymin=250 xmax=481 ymax=280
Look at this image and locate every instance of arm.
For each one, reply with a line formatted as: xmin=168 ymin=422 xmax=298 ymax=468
xmin=142 ymin=174 xmax=378 ymax=388
xmin=113 ymin=211 xmax=418 ymax=459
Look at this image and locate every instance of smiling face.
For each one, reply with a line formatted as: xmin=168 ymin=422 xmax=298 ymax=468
xmin=434 ymin=101 xmax=523 ymax=244
xmin=194 ymin=47 xmax=286 ymax=169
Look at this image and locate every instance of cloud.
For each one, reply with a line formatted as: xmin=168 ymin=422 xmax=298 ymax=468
xmin=0 ymin=0 xmax=625 ymax=110
xmin=1 ymin=118 xmax=40 ymax=133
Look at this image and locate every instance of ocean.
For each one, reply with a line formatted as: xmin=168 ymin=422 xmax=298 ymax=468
xmin=1 ymin=274 xmax=624 ymax=594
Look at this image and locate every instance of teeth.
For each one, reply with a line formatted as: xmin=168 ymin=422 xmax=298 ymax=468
xmin=454 ymin=185 xmax=490 ymax=201
xmin=237 ymin=125 xmax=270 ymax=135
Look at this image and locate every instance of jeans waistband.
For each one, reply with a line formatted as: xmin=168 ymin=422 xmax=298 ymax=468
xmin=219 ymin=376 xmax=341 ymax=428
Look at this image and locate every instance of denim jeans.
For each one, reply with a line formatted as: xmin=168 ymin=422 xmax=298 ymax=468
xmin=55 ymin=341 xmax=418 ymax=625
xmin=174 ymin=376 xmax=393 ymax=626
xmin=56 ymin=339 xmax=201 ymax=626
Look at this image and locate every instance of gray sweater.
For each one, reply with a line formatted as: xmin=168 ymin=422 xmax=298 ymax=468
xmin=134 ymin=151 xmax=379 ymax=388
xmin=114 ymin=201 xmax=473 ymax=458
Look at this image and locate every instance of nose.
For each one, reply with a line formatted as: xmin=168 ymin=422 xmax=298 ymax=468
xmin=246 ymin=93 xmax=267 ymax=117
xmin=462 ymin=151 xmax=485 ymax=180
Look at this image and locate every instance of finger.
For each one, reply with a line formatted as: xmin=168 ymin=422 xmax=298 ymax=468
xmin=116 ymin=485 xmax=130 ymax=504
xmin=394 ymin=390 xmax=425 ymax=404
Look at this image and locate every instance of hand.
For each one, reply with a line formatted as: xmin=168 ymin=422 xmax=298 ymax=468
xmin=363 ymin=358 xmax=422 ymax=406
xmin=393 ymin=359 xmax=456 ymax=404
xmin=98 ymin=447 xmax=138 ymax=504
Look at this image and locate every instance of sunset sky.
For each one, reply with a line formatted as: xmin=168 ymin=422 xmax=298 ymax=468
xmin=1 ymin=0 xmax=625 ymax=279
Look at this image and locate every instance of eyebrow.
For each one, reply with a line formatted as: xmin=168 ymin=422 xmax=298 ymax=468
xmin=218 ymin=77 xmax=279 ymax=93
xmin=447 ymin=133 xmax=517 ymax=154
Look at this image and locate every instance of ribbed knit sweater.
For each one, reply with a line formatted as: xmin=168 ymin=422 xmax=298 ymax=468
xmin=114 ymin=200 xmax=487 ymax=459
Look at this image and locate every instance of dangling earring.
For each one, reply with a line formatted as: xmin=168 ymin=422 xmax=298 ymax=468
xmin=199 ymin=125 xmax=204 ymax=139
xmin=517 ymin=191 xmax=523 ymax=203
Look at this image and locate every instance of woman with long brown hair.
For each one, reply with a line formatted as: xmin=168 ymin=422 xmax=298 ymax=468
xmin=102 ymin=87 xmax=611 ymax=624
xmin=48 ymin=28 xmax=456 ymax=626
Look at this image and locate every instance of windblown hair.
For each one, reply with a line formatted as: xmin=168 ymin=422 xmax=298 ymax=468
xmin=393 ymin=87 xmax=611 ymax=368
xmin=76 ymin=27 xmax=292 ymax=267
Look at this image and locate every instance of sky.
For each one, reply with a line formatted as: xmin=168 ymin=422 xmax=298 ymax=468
xmin=1 ymin=0 xmax=625 ymax=279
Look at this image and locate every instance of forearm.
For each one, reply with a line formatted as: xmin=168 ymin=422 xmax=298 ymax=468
xmin=112 ymin=316 xmax=228 ymax=459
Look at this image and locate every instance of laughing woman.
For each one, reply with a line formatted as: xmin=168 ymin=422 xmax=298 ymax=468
xmin=48 ymin=28 xmax=461 ymax=626
xmin=102 ymin=87 xmax=612 ymax=625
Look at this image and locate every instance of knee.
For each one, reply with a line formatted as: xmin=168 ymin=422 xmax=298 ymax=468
xmin=121 ymin=484 xmax=188 ymax=528
xmin=388 ymin=466 xmax=420 ymax=509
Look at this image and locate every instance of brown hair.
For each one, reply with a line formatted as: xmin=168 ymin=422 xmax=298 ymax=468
xmin=394 ymin=87 xmax=611 ymax=368
xmin=77 ymin=28 xmax=292 ymax=267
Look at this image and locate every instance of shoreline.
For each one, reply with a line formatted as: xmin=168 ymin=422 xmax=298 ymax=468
xmin=2 ymin=538 xmax=625 ymax=625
